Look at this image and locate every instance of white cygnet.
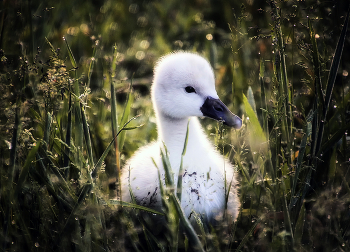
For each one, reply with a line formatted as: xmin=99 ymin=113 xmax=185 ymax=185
xmin=120 ymin=52 xmax=242 ymax=224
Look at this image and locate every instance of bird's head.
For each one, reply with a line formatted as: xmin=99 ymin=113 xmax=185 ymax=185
xmin=151 ymin=52 xmax=242 ymax=129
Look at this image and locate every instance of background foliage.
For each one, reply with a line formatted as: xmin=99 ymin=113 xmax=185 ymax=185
xmin=1 ymin=0 xmax=350 ymax=251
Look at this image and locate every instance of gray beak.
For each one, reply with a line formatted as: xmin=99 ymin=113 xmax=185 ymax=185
xmin=200 ymin=96 xmax=242 ymax=129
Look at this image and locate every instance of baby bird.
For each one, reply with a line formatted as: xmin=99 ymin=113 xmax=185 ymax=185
xmin=120 ymin=52 xmax=242 ymax=224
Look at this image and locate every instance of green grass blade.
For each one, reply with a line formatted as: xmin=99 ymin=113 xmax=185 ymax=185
xmin=142 ymin=226 xmax=167 ymax=252
xmin=309 ymin=18 xmax=325 ymax=108
xmin=108 ymin=200 xmax=164 ymax=215
xmin=170 ymin=193 xmax=204 ymax=252
xmin=235 ymin=218 xmax=260 ymax=252
xmin=9 ymin=107 xmax=20 ymax=186
xmin=242 ymin=94 xmax=266 ymax=146
xmin=39 ymin=150 xmax=76 ymax=199
xmin=76 ymin=183 xmax=93 ymax=208
xmin=270 ymin=0 xmax=292 ymax=143
xmin=43 ymin=112 xmax=52 ymax=151
xmin=109 ymin=47 xmax=120 ymax=202
xmin=14 ymin=143 xmax=40 ymax=197
xmin=209 ymin=40 xmax=218 ymax=69
xmin=234 ymin=155 xmax=250 ymax=182
xmin=176 ymin=120 xmax=189 ymax=201
xmin=320 ymin=122 xmax=350 ymax=154
xmin=73 ymin=97 xmax=83 ymax=171
xmin=247 ymin=86 xmax=257 ymax=114
xmin=87 ymin=46 xmax=96 ymax=88
xmin=156 ymin=151 xmax=179 ymax=252
xmin=36 ymin=153 xmax=74 ymax=210
xmin=64 ymin=37 xmax=83 ymax=171
xmin=293 ymin=202 xmax=305 ymax=245
xmin=323 ymin=10 xmax=349 ymax=113
xmin=160 ymin=146 xmax=174 ymax=186
xmin=281 ymin=190 xmax=294 ymax=246
xmin=295 ymin=167 xmax=314 ymax=227
xmin=259 ymin=57 xmax=268 ymax=136
xmin=242 ymin=94 xmax=269 ymax=176
xmin=82 ymin=215 xmax=92 ymax=251
xmin=110 ymin=44 xmax=119 ymax=155
xmin=60 ymin=183 xmax=93 ymax=237
xmin=117 ymin=83 xmax=134 ymax=155
xmin=64 ymin=92 xmax=72 ymax=178
xmin=309 ymin=98 xmax=318 ymax=163
xmin=328 ymin=147 xmax=337 ymax=184
xmin=13 ymin=206 xmax=33 ymax=250
xmin=110 ymin=74 xmax=119 ymax=170
xmin=80 ymin=104 xmax=94 ymax=175
xmin=91 ymin=116 xmax=140 ymax=178
xmin=111 ymin=44 xmax=118 ymax=72
xmin=159 ymin=137 xmax=203 ymax=251
xmin=290 ymin=116 xmax=312 ymax=207
xmin=36 ymin=153 xmax=55 ymax=189
xmin=64 ymin=37 xmax=77 ymax=68
xmin=316 ymin=8 xmax=350 ymax=155
xmin=327 ymin=89 xmax=350 ymax=128
xmin=4 ymin=108 xmax=24 ymax=250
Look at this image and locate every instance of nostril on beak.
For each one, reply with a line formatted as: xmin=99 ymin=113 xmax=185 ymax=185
xmin=213 ymin=100 xmax=224 ymax=112
xmin=215 ymin=106 xmax=223 ymax=112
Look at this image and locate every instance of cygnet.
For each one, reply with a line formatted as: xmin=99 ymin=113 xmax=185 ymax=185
xmin=120 ymin=52 xmax=242 ymax=224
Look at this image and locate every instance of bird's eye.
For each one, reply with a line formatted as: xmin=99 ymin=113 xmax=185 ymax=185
xmin=185 ymin=86 xmax=196 ymax=93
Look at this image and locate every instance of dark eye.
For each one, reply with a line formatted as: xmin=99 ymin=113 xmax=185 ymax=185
xmin=185 ymin=86 xmax=196 ymax=93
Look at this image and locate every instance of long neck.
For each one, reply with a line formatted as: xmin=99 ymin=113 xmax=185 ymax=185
xmin=155 ymin=111 xmax=212 ymax=185
xmin=156 ymin=112 xmax=206 ymax=153
xmin=157 ymin=113 xmax=190 ymax=150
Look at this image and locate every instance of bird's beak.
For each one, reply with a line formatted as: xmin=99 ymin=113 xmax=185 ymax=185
xmin=200 ymin=96 xmax=242 ymax=129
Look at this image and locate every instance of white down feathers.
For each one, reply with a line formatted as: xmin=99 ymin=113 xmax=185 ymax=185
xmin=120 ymin=52 xmax=241 ymax=223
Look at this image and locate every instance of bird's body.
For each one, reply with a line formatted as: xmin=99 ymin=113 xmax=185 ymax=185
xmin=120 ymin=52 xmax=241 ymax=223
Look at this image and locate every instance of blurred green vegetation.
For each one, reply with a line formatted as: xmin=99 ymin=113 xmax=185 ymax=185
xmin=1 ymin=0 xmax=350 ymax=251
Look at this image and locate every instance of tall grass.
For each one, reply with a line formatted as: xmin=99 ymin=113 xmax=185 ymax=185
xmin=234 ymin=2 xmax=350 ymax=251
xmin=0 ymin=0 xmax=349 ymax=251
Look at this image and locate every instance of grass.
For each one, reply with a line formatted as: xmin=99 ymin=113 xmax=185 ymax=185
xmin=0 ymin=0 xmax=350 ymax=251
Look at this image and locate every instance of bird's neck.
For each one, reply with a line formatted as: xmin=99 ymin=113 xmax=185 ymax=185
xmin=156 ymin=112 xmax=212 ymax=185
xmin=156 ymin=113 xmax=203 ymax=154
